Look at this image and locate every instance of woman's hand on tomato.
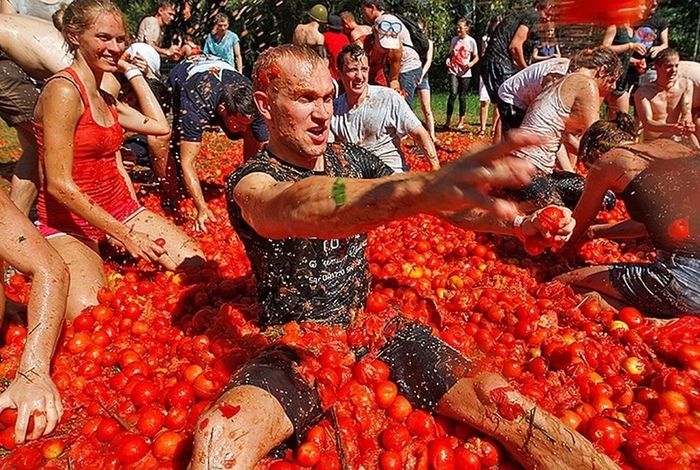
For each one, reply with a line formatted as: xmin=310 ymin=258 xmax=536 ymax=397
xmin=121 ymin=230 xmax=166 ymax=263
xmin=0 ymin=372 xmax=63 ymax=443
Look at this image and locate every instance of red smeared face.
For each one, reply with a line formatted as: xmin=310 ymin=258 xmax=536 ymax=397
xmin=263 ymin=57 xmax=335 ymax=164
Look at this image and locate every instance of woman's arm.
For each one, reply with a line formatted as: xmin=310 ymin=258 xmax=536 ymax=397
xmin=0 ymin=191 xmax=68 ymax=444
xmin=114 ymin=61 xmax=169 ymax=136
xmin=419 ymin=39 xmax=434 ymax=83
xmin=234 ymin=41 xmax=243 ymax=74
xmin=38 ymin=78 xmax=164 ymax=262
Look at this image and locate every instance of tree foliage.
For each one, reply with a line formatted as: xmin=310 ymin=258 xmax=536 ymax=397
xmin=118 ymin=0 xmax=697 ymax=86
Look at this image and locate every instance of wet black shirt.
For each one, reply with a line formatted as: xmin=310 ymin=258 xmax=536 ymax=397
xmin=484 ymin=8 xmax=540 ymax=66
xmin=226 ymin=142 xmax=394 ymax=327
xmin=620 ymin=151 xmax=700 ymax=256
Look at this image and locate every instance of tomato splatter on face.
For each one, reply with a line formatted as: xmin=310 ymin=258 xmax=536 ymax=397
xmin=490 ymin=386 xmax=525 ymax=421
xmin=668 ymin=218 xmax=690 ymax=241
xmin=199 ymin=417 xmax=210 ymax=430
xmin=219 ymin=403 xmax=241 ymax=419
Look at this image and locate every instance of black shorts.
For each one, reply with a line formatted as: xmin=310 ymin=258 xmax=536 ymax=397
xmin=483 ymin=58 xmax=517 ymax=104
xmin=226 ymin=345 xmax=323 ymax=446
xmin=498 ymin=170 xmax=616 ymax=211
xmin=225 ymin=322 xmax=473 ymax=444
xmin=610 ymin=251 xmax=700 ymax=318
xmin=378 ymin=322 xmax=473 ymax=411
xmin=0 ymin=55 xmax=40 ymax=127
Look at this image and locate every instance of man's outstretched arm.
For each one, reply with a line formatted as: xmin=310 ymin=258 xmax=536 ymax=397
xmin=233 ymin=134 xmax=544 ymax=240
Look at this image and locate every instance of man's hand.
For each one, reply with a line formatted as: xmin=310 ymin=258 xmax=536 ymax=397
xmin=195 ymin=206 xmax=217 ymax=233
xmin=0 ymin=373 xmax=63 ymax=443
xmin=433 ymin=131 xmax=544 ymax=220
xmin=522 ymin=206 xmax=575 ymax=249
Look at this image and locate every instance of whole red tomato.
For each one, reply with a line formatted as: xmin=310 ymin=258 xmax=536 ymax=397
xmin=537 ymin=206 xmax=564 ymax=232
xmin=114 ymin=433 xmax=149 ymax=464
xmin=295 ymin=441 xmax=321 ymax=467
xmin=585 ymin=416 xmax=623 ymax=453
xmin=428 ymin=437 xmax=455 ymax=470
xmin=381 ymin=424 xmax=410 ymax=451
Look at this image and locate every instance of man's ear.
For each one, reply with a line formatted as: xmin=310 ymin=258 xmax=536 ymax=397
xmin=253 ymin=90 xmax=272 ymax=120
xmin=216 ymin=103 xmax=228 ymax=118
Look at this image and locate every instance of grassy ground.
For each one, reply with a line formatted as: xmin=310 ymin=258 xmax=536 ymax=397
xmin=412 ymin=91 xmax=495 ymax=134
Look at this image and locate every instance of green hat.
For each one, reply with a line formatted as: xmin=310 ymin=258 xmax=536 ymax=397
xmin=308 ymin=4 xmax=328 ymax=23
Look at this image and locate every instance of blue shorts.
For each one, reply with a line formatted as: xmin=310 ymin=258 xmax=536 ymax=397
xmin=610 ymin=251 xmax=700 ymax=318
xmin=416 ymin=75 xmax=430 ymax=91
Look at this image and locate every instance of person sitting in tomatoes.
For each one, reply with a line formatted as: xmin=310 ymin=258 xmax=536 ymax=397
xmin=557 ymin=112 xmax=700 ymax=319
xmin=190 ymin=44 xmax=619 ymax=470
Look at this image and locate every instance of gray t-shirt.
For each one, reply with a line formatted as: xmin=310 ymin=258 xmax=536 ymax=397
xmin=6 ymin=0 xmax=70 ymax=20
xmin=331 ymin=85 xmax=422 ymax=173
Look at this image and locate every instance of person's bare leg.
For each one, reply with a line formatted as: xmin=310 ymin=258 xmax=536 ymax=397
xmin=479 ymin=100 xmax=489 ymax=134
xmin=148 ymin=133 xmax=181 ymax=202
xmin=436 ymin=371 xmax=621 ymax=470
xmin=191 ymin=385 xmax=294 ymax=470
xmin=47 ymin=236 xmax=105 ymax=320
xmin=9 ymin=123 xmax=39 ymax=216
xmin=417 ymin=88 xmax=436 ymax=142
xmin=555 ymin=265 xmax=623 ymax=300
xmin=127 ymin=210 xmax=205 ymax=270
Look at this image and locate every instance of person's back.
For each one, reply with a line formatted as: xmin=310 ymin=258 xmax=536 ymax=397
xmin=0 ymin=13 xmax=72 ymax=79
xmin=498 ymin=58 xmax=570 ymax=111
xmin=619 ymin=150 xmax=700 ymax=254
xmin=679 ymin=61 xmax=700 ymax=110
xmin=293 ymin=4 xmax=327 ymax=47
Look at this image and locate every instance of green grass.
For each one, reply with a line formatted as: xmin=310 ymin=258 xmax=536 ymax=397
xmin=412 ymin=91 xmax=495 ymax=134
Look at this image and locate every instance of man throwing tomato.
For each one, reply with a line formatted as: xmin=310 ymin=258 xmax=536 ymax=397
xmin=190 ymin=44 xmax=616 ymax=470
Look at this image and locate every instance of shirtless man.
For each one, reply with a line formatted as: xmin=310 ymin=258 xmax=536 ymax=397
xmin=340 ymin=11 xmax=372 ymax=44
xmin=635 ymin=49 xmax=697 ymax=146
xmin=292 ymin=3 xmax=327 ymax=55
xmin=136 ymin=0 xmax=180 ymax=59
xmin=679 ymin=60 xmax=700 ymax=142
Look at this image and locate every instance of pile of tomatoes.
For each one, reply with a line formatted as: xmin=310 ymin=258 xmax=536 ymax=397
xmin=0 ymin=132 xmax=698 ymax=469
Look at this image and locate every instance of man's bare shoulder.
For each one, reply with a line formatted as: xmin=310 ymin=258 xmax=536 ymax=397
xmin=635 ymin=81 xmax=658 ymax=99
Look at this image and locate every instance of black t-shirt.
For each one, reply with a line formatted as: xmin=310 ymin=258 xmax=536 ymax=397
xmin=168 ymin=55 xmax=268 ymax=143
xmin=620 ymin=151 xmax=700 ymax=256
xmin=484 ymin=8 xmax=540 ymax=66
xmin=226 ymin=142 xmax=394 ymax=327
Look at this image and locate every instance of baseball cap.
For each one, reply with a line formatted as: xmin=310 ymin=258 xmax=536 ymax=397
xmin=125 ymin=43 xmax=161 ymax=76
xmin=327 ymin=14 xmax=342 ymax=31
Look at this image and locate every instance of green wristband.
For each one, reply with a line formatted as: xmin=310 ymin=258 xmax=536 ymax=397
xmin=331 ymin=177 xmax=346 ymax=207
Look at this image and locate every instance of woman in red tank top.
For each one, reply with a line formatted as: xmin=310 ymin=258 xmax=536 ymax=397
xmin=33 ymin=0 xmax=205 ymax=322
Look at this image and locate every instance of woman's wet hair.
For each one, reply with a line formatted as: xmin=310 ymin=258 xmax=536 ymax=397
xmin=579 ymin=112 xmax=637 ymax=167
xmin=62 ymin=0 xmax=126 ymax=52
xmin=569 ymin=47 xmax=622 ymax=79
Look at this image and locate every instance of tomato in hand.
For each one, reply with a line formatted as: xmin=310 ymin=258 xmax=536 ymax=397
xmin=537 ymin=206 xmax=564 ymax=232
xmin=523 ymin=234 xmax=547 ymax=256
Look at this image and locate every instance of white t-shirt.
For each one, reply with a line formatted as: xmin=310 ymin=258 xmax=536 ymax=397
xmin=375 ymin=13 xmax=422 ymax=74
xmin=447 ymin=35 xmax=478 ymax=78
xmin=498 ymin=58 xmax=570 ymax=110
xmin=331 ymin=85 xmax=422 ymax=173
xmin=6 ymin=0 xmax=70 ymax=20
